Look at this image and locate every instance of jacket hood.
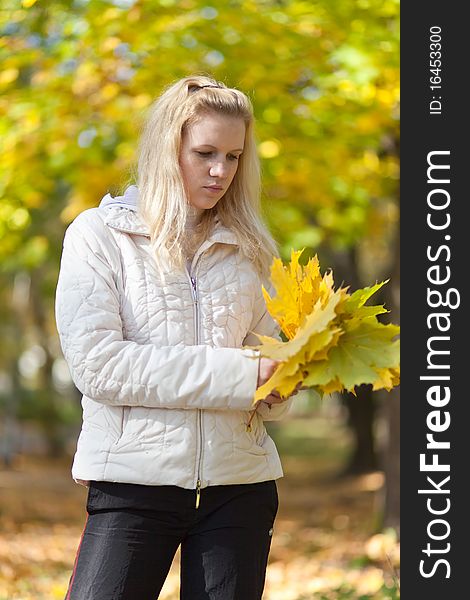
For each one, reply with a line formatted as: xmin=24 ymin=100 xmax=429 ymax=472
xmin=98 ymin=185 xmax=239 ymax=247
xmin=100 ymin=185 xmax=139 ymax=211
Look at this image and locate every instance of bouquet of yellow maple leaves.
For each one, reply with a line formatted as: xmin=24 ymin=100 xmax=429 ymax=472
xmin=251 ymin=249 xmax=400 ymax=404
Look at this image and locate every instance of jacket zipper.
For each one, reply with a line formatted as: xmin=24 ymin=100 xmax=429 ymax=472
xmin=188 ymin=271 xmax=203 ymax=509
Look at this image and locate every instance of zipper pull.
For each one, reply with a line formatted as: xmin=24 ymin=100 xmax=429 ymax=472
xmin=195 ymin=479 xmax=201 ymax=509
xmin=190 ymin=276 xmax=198 ymax=304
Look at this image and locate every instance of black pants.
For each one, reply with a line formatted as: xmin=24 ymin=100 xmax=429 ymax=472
xmin=65 ymin=480 xmax=278 ymax=600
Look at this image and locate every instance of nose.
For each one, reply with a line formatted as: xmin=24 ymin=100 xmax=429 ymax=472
xmin=209 ymin=161 xmax=229 ymax=178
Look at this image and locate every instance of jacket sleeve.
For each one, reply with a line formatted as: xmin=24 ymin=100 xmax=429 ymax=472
xmin=55 ymin=210 xmax=260 ymax=411
xmin=242 ymin=277 xmax=293 ymax=422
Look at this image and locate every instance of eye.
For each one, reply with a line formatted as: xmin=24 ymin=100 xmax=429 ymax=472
xmin=196 ymin=151 xmax=212 ymax=157
xmin=228 ymin=154 xmax=241 ymax=161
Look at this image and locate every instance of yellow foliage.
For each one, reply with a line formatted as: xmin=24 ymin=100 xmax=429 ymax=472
xmin=101 ymin=36 xmax=122 ymax=52
xmin=0 ymin=68 xmax=19 ymax=86
xmin=101 ymin=83 xmax=120 ymax=101
xmin=258 ymin=139 xmax=281 ymax=159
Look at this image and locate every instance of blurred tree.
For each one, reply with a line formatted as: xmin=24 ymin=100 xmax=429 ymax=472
xmin=0 ymin=0 xmax=399 ymax=524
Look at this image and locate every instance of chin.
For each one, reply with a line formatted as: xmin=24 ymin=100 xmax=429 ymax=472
xmin=192 ymin=197 xmax=221 ymax=210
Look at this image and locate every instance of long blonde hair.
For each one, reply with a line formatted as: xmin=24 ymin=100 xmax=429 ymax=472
xmin=136 ymin=74 xmax=278 ymax=278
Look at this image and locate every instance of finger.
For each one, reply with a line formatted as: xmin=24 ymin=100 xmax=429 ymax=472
xmin=264 ymin=389 xmax=281 ymax=399
xmin=263 ymin=392 xmax=286 ymax=405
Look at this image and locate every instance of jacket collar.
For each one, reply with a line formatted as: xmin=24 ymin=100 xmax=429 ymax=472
xmin=102 ymin=205 xmax=239 ymax=247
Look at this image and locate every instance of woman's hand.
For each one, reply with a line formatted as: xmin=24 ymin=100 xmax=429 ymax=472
xmin=257 ymin=357 xmax=280 ymax=387
xmin=256 ymin=358 xmax=289 ymax=406
xmin=256 ymin=358 xmax=306 ymax=406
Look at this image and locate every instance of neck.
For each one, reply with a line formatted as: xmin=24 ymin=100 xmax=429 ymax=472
xmin=183 ymin=205 xmax=204 ymax=261
xmin=185 ymin=205 xmax=204 ymax=231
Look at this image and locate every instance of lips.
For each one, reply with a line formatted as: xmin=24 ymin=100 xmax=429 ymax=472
xmin=204 ymin=186 xmax=223 ymax=191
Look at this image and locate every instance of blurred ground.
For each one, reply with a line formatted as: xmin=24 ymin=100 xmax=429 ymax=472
xmin=0 ymin=415 xmax=399 ymax=599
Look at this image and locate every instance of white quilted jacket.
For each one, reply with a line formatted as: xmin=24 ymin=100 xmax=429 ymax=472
xmin=55 ymin=186 xmax=290 ymax=491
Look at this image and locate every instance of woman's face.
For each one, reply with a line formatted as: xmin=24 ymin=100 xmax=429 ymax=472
xmin=179 ymin=112 xmax=246 ymax=210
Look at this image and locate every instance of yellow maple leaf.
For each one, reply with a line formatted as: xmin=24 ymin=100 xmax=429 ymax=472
xmin=372 ymin=366 xmax=401 ymax=391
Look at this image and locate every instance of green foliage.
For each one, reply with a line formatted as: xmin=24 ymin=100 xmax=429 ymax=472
xmin=0 ymin=1 xmax=399 ymax=429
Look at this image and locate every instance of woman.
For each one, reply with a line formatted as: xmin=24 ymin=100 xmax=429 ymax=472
xmin=55 ymin=74 xmax=295 ymax=600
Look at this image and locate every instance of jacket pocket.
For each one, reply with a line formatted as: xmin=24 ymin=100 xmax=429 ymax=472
xmin=116 ymin=406 xmax=131 ymax=443
xmin=249 ymin=412 xmax=268 ymax=447
xmin=251 ymin=424 xmax=267 ymax=450
xmin=234 ymin=414 xmax=268 ymax=455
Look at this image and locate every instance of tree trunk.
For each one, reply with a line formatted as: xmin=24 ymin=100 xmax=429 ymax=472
xmin=29 ymin=269 xmax=65 ymax=456
xmin=381 ymin=386 xmax=400 ymax=532
xmin=330 ymin=246 xmax=379 ymax=476
xmin=380 ymin=225 xmax=400 ymax=534
xmin=341 ymin=385 xmax=379 ymax=475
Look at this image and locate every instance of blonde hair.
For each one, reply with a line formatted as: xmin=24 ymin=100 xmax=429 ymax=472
xmin=135 ymin=74 xmax=278 ymax=278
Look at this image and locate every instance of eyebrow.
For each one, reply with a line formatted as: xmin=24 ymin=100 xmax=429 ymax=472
xmin=194 ymin=144 xmax=244 ymax=153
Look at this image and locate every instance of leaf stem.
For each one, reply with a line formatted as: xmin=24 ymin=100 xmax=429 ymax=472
xmin=246 ymin=407 xmax=258 ymax=432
